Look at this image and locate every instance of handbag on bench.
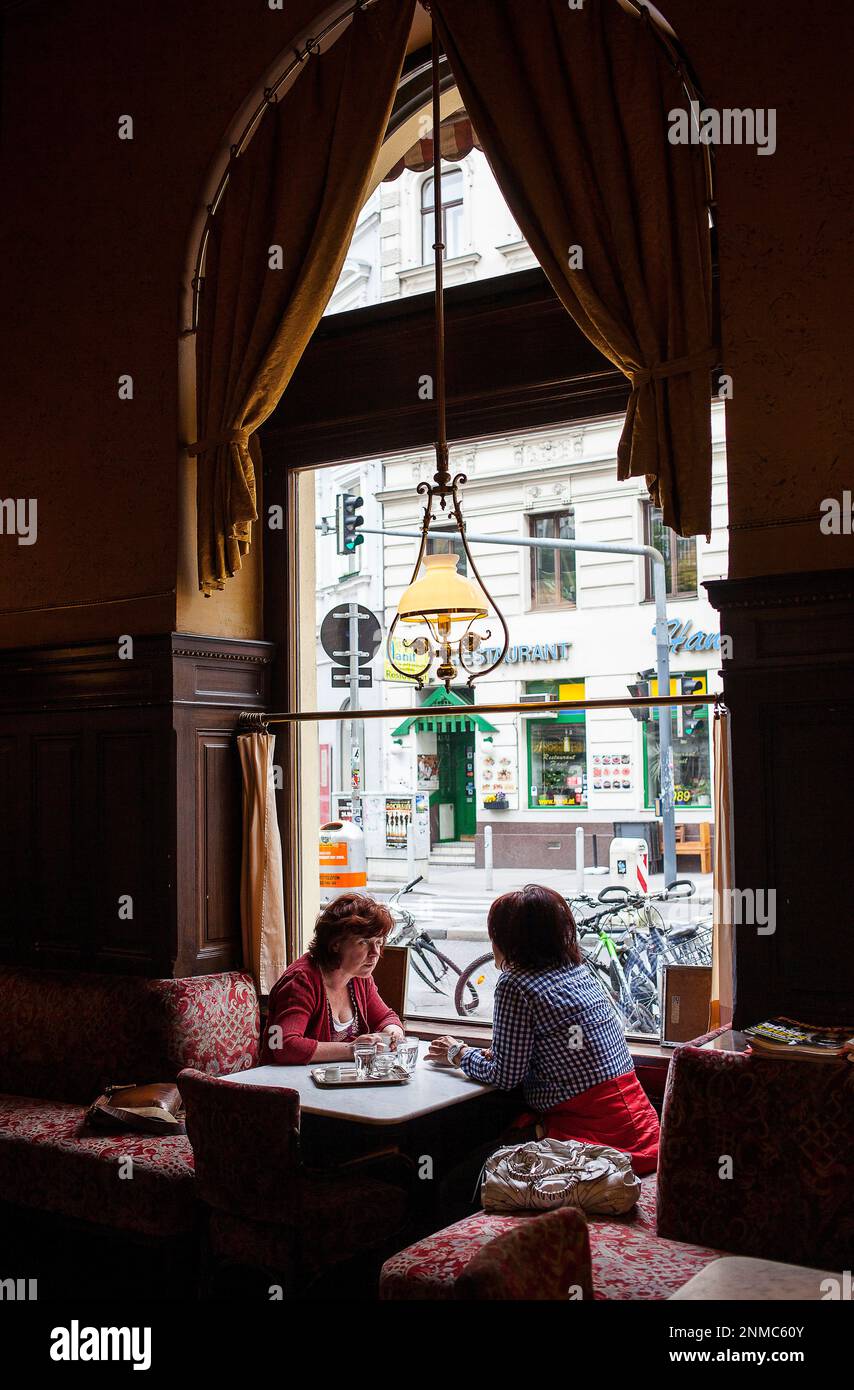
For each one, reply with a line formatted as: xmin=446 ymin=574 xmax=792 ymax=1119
xmin=86 ymin=1082 xmax=186 ymax=1136
xmin=481 ymin=1138 xmax=641 ymax=1215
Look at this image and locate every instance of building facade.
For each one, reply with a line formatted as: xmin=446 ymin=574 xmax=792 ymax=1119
xmin=313 ymin=139 xmax=728 ymax=880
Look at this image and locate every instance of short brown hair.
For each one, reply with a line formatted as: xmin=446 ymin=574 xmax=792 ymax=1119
xmin=487 ymin=885 xmax=581 ymax=971
xmin=308 ymin=893 xmax=394 ymax=971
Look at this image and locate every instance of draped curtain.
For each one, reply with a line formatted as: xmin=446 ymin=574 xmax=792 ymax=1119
xmin=192 ymin=0 xmax=416 ymax=594
xmin=710 ymin=706 xmax=735 ymax=1028
xmin=238 ymin=733 xmax=287 ymax=995
xmin=431 ymin=0 xmax=716 ymax=537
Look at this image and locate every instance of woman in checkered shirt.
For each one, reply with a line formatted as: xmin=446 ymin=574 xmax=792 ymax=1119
xmin=427 ymin=885 xmax=660 ymax=1174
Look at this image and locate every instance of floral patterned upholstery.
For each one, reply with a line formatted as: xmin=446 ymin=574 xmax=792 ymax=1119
xmin=0 ymin=966 xmax=259 ymax=1238
xmin=379 ymin=1174 xmax=722 ymax=1300
xmin=0 ymin=1094 xmax=196 ymax=1237
xmin=453 ymin=1208 xmax=593 ymax=1300
xmin=179 ymin=1069 xmax=411 ymax=1283
xmin=657 ymin=1037 xmax=854 ymax=1270
xmin=0 ymin=966 xmax=259 ymax=1104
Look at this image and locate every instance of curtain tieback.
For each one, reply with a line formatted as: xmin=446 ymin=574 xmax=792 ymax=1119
xmin=187 ymin=428 xmax=250 ymax=456
xmin=628 ymin=348 xmax=717 ymax=390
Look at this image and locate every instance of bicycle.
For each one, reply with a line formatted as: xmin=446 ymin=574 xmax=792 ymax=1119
xmin=578 ymin=882 xmax=711 ymax=1034
xmin=386 ymin=877 xmax=478 ymax=1012
xmin=452 ymin=880 xmax=711 ymax=1034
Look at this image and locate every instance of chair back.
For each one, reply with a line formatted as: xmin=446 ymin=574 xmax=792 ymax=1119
xmin=454 ymin=1208 xmax=594 ymax=1301
xmin=657 ymin=1042 xmax=854 ymax=1269
xmin=179 ymin=1069 xmax=302 ymax=1224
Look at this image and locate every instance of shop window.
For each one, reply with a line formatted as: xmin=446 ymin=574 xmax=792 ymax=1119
xmin=643 ymin=673 xmax=711 ymax=808
xmin=526 ymin=680 xmax=587 ymax=808
xmin=421 ymin=168 xmax=464 ymax=265
xmin=643 ymin=501 xmax=697 ymax=600
xmin=529 ymin=510 xmax=576 ymax=609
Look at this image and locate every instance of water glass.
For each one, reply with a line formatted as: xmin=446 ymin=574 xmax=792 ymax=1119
xmin=398 ymin=1037 xmax=420 ymax=1074
xmin=370 ymin=1052 xmax=395 ymax=1079
xmin=353 ymin=1040 xmax=376 ymax=1080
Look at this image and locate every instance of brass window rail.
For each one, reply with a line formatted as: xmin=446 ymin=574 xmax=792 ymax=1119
xmin=238 ymin=692 xmax=723 ymax=728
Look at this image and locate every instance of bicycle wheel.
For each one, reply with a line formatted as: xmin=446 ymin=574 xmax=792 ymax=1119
xmin=454 ymin=953 xmax=499 ymax=1018
xmin=409 ymin=947 xmax=448 ymax=996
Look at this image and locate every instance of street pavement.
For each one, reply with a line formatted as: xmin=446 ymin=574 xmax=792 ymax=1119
xmin=373 ymin=863 xmax=713 ymax=940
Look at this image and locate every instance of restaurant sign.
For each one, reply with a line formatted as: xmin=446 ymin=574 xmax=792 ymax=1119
xmin=472 ymin=641 xmax=572 ymax=666
xmin=654 ymin=619 xmax=721 ymax=654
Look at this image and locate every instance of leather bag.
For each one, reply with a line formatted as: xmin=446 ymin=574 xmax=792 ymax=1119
xmin=86 ymin=1082 xmax=186 ymax=1136
xmin=481 ymin=1138 xmax=641 ymax=1215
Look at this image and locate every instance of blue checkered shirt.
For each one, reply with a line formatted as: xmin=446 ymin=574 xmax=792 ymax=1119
xmin=459 ymin=963 xmax=633 ymax=1112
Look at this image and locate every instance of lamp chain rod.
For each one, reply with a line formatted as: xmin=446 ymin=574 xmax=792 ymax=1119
xmin=431 ymin=19 xmax=450 ymax=498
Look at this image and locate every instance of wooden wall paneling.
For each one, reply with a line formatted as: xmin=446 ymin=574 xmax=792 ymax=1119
xmin=92 ymin=715 xmax=173 ymax=973
xmin=30 ymin=729 xmax=88 ymax=962
xmin=0 ymin=736 xmax=22 ymax=953
xmin=171 ymin=635 xmax=274 ymax=976
xmin=0 ymin=634 xmax=273 ymax=977
xmin=707 ymin=570 xmax=854 ymax=1026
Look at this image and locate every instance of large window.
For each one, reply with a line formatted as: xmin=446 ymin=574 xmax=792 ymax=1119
xmin=526 ymin=680 xmax=587 ymax=809
xmin=643 ymin=673 xmax=712 ymax=809
xmin=421 ymin=167 xmax=464 ymax=265
xmin=644 ymin=501 xmax=697 ymax=599
xmin=529 ymin=510 xmax=576 ymax=609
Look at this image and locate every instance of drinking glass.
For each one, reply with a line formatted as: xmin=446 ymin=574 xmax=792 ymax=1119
xmin=370 ymin=1052 xmax=394 ymax=1079
xmin=353 ymin=1040 xmax=376 ymax=1080
xmin=398 ymin=1037 xmax=420 ymax=1074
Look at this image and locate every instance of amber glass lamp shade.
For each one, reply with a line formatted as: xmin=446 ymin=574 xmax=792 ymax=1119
xmin=396 ymin=552 xmax=488 ymax=628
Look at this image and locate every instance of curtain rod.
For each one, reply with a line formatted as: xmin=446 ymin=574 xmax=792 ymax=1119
xmin=238 ymin=692 xmax=722 ymax=728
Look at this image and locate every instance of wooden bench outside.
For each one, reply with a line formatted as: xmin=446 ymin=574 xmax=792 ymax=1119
xmin=674 ymin=821 xmax=713 ymax=874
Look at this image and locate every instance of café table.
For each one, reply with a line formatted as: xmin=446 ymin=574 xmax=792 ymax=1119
xmin=222 ymin=1042 xmax=508 ymax=1216
xmin=669 ymin=1255 xmax=843 ymax=1300
xmin=223 ymin=1042 xmax=494 ymax=1126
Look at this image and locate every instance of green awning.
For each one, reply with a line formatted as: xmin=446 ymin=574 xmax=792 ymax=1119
xmin=391 ymin=686 xmax=498 ymax=738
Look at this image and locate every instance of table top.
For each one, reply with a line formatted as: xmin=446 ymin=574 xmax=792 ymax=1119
xmin=221 ymin=1042 xmax=494 ymax=1126
xmin=669 ymin=1255 xmax=841 ymax=1301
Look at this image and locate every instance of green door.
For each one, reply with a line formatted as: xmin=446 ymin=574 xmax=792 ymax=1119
xmin=436 ymin=731 xmax=476 ymax=840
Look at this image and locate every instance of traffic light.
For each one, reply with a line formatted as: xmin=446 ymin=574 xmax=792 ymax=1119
xmin=681 ymin=676 xmax=704 ymax=734
xmin=336 ymin=493 xmax=364 ymax=555
xmin=627 ymin=672 xmax=653 ymax=722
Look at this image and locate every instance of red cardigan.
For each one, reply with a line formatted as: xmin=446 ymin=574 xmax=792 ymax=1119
xmin=261 ymin=954 xmax=402 ymax=1064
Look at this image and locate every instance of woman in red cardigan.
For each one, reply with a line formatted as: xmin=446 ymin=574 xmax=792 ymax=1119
xmin=262 ymin=893 xmax=405 ymax=1064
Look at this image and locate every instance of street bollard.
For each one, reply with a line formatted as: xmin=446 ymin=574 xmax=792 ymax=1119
xmin=484 ymin=823 xmax=494 ymax=892
xmin=406 ymin=817 xmax=416 ymax=881
xmin=576 ymin=826 xmax=585 ymax=897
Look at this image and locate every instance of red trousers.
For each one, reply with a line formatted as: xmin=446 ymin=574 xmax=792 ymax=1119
xmin=516 ymin=1070 xmax=660 ymax=1175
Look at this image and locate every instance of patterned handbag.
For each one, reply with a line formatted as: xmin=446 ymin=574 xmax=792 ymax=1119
xmin=481 ymin=1138 xmax=641 ymax=1215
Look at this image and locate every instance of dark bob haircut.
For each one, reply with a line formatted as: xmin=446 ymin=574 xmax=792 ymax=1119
xmin=308 ymin=893 xmax=394 ymax=972
xmin=487 ymin=885 xmax=581 ymax=971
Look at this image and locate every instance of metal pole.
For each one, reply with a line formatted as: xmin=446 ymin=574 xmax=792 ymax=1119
xmin=651 ymin=559 xmax=676 ymax=887
xmin=484 ymin=823 xmax=494 ymax=892
xmin=348 ymin=603 xmax=362 ymax=824
xmin=576 ymin=825 xmax=585 ymax=897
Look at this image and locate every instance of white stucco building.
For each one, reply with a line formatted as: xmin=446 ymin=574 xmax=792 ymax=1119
xmin=312 ymin=137 xmax=729 ymax=880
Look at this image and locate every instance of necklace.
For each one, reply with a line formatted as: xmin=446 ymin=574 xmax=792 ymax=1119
xmin=325 ymin=978 xmax=360 ymax=1036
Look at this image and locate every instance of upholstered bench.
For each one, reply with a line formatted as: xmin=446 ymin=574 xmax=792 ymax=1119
xmin=381 ymin=1027 xmax=854 ymax=1299
xmin=379 ymin=1172 xmax=722 ymax=1300
xmin=0 ymin=966 xmax=259 ymax=1240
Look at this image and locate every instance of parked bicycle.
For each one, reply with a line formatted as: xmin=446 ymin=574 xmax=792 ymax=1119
xmin=386 ymin=877 xmax=478 ymax=1012
xmin=452 ymin=881 xmax=712 ymax=1033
